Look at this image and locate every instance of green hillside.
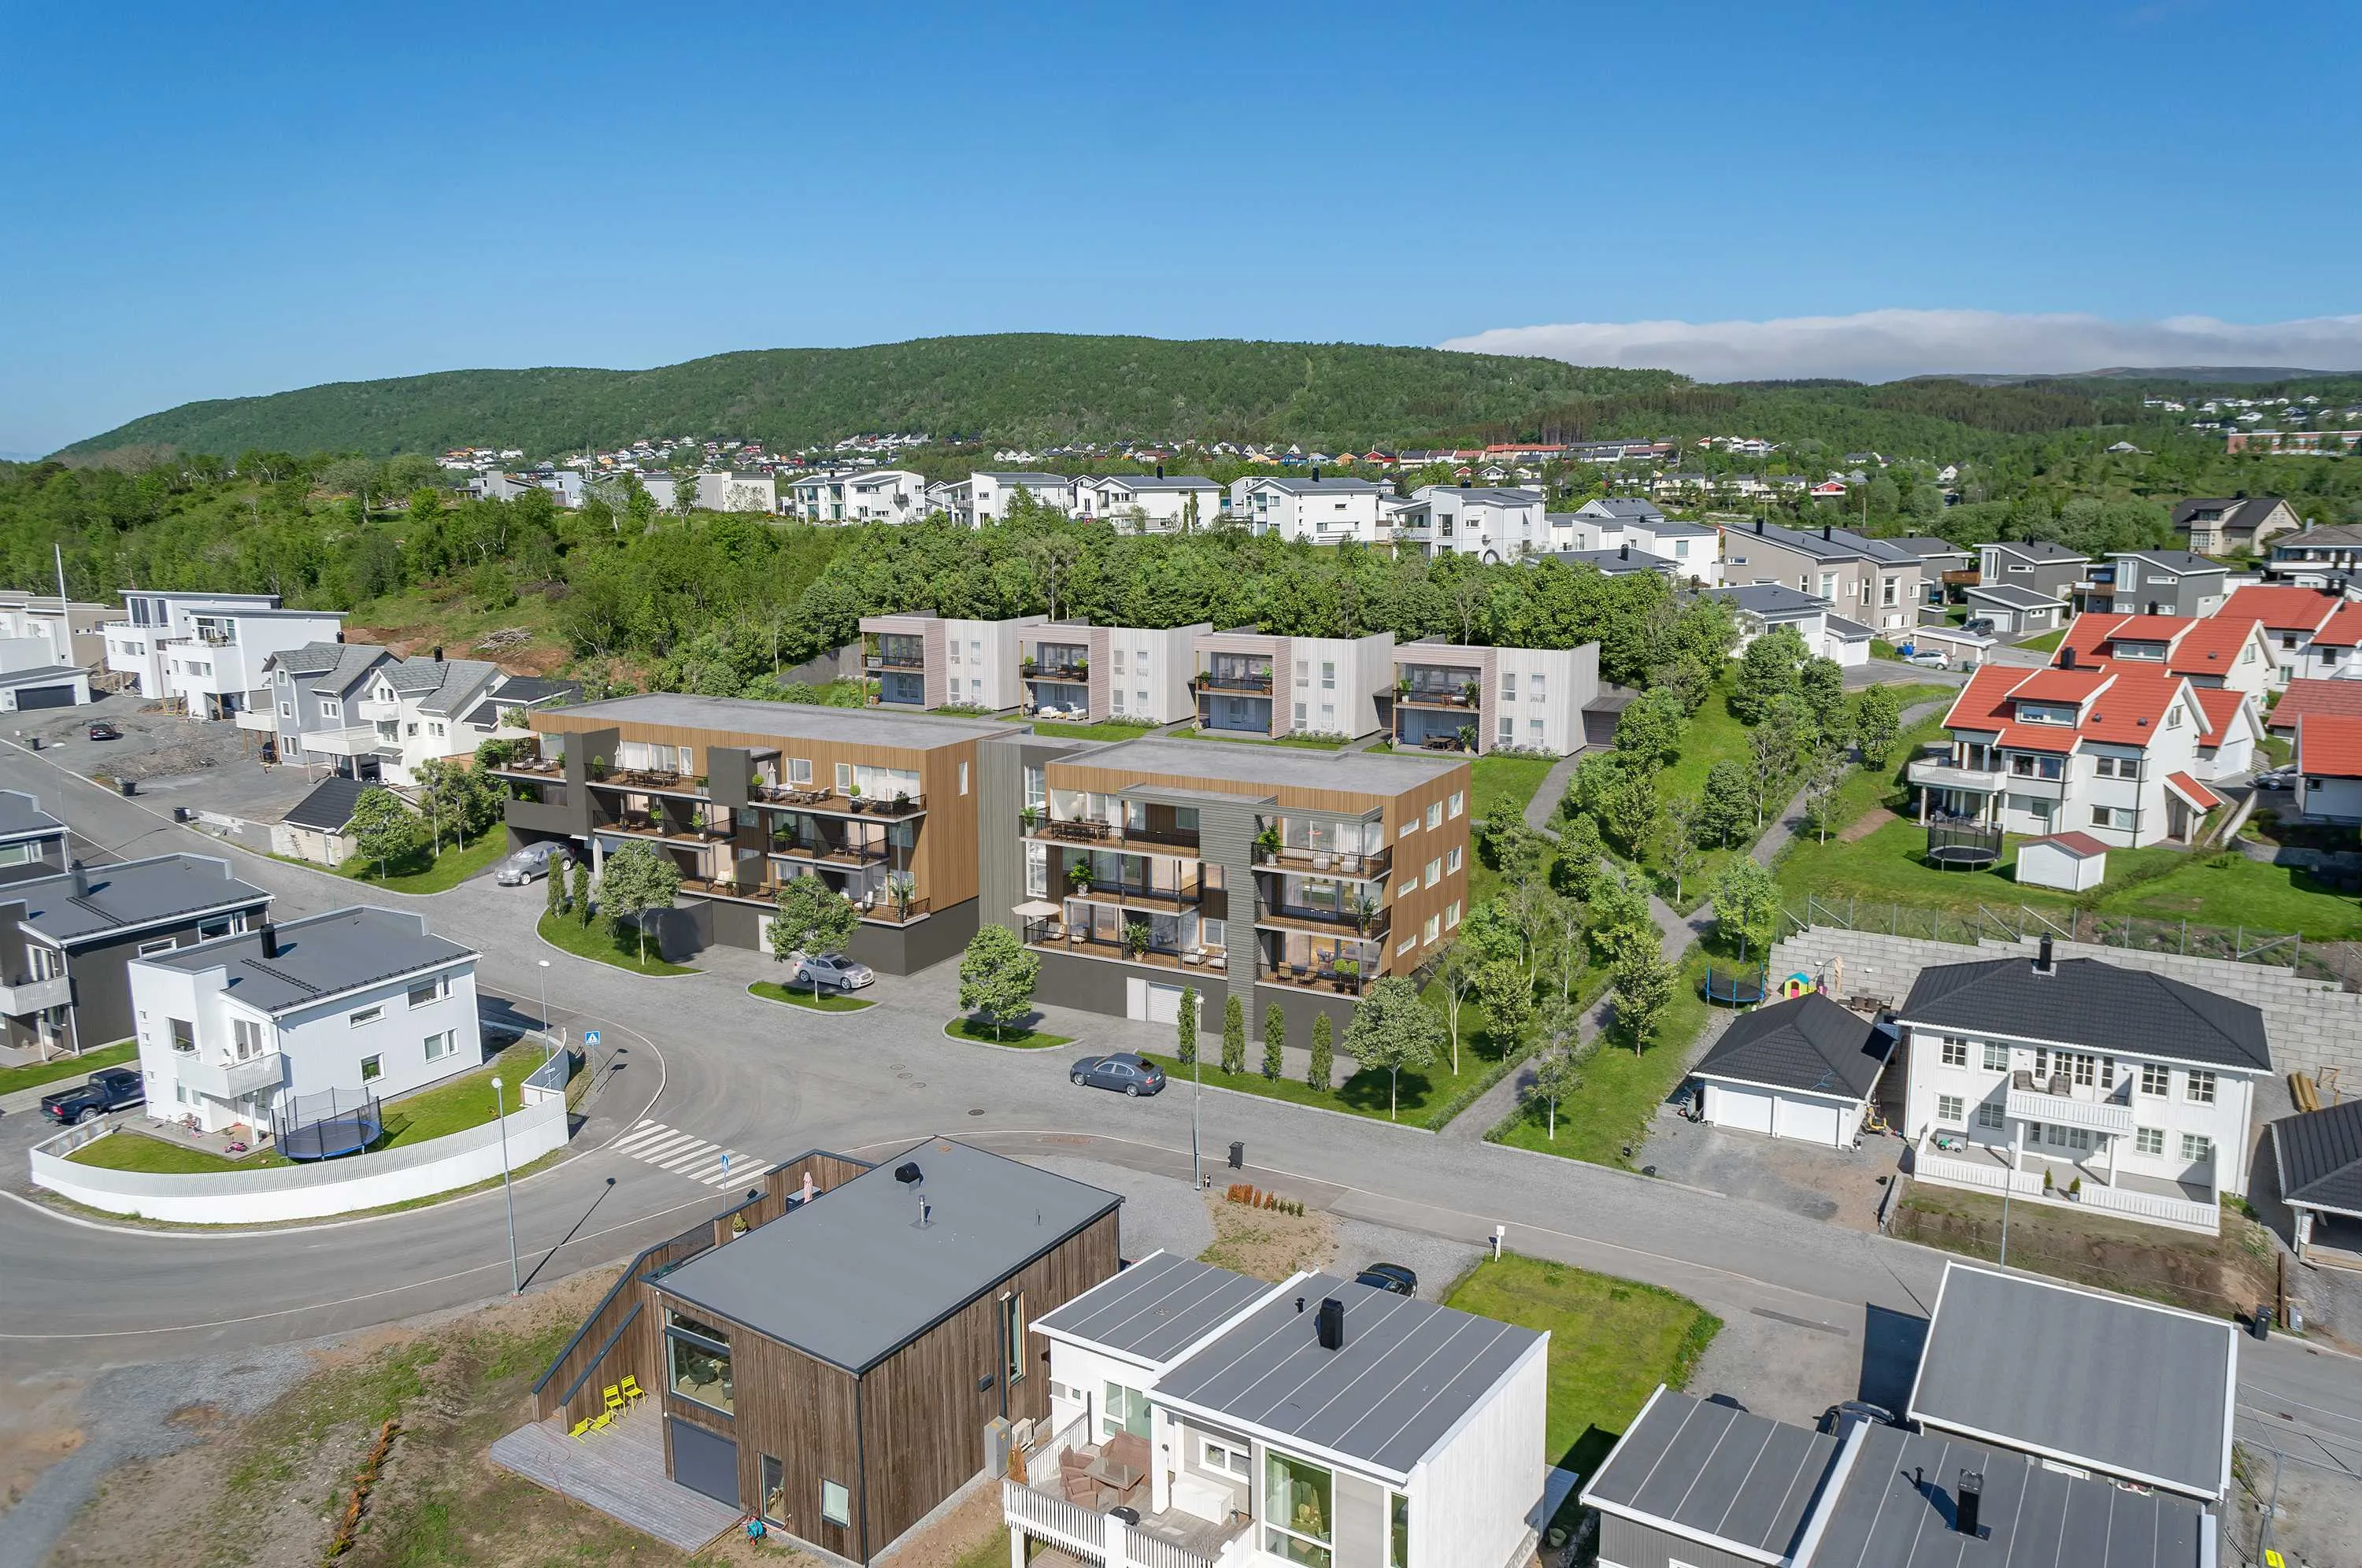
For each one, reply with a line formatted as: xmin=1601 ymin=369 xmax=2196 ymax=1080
xmin=58 ymin=335 xmax=1691 ymax=460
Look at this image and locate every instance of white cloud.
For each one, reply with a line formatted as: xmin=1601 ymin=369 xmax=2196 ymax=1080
xmin=1438 ymin=309 xmax=2362 ymax=384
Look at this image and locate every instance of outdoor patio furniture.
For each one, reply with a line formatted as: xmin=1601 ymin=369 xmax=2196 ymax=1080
xmin=603 ymin=1385 xmax=625 ymax=1415
xmin=619 ymin=1376 xmax=645 ymax=1403
xmin=569 ymin=1418 xmax=592 ymax=1440
xmin=1063 ymin=1470 xmax=1099 ymax=1503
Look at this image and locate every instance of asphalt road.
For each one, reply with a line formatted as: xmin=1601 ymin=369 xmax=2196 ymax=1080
xmin=2 ymin=739 xmax=2357 ymax=1483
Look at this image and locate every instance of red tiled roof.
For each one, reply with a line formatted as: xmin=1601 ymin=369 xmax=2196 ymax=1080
xmin=2164 ymin=772 xmax=2223 ymax=810
xmin=2076 ymin=665 xmax=2191 ymax=746
xmin=2219 ymin=585 xmax=2345 ymax=634
xmin=2189 ymin=685 xmax=2255 ymax=746
xmin=2311 ymin=602 xmax=2362 ymax=649
xmin=1936 ymin=664 xmax=2083 ymax=753
xmin=2268 ymin=679 xmax=2362 ymax=733
xmin=2031 ymin=830 xmax=2112 ymax=858
xmin=2297 ymin=714 xmax=2362 ymax=778
xmin=2006 ymin=668 xmax=2114 ymax=704
xmin=2166 ymin=615 xmax=2262 ymax=677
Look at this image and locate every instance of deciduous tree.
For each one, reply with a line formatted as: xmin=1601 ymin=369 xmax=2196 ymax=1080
xmin=957 ymin=923 xmax=1040 ymax=1042
xmin=1709 ymin=856 xmax=1782 ymax=959
xmin=348 ymin=787 xmax=424 ymax=881
xmin=772 ymin=875 xmax=861 ymax=998
xmin=598 ymin=841 xmax=681 ymax=966
xmin=1610 ymin=948 xmax=1675 ymax=1056
xmin=1342 ymin=977 xmax=1442 ymax=1120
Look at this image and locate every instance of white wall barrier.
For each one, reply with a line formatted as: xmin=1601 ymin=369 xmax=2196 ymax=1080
xmin=30 ymin=1095 xmax=569 ymax=1225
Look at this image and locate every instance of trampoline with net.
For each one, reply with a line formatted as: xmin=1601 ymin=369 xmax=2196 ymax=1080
xmin=1925 ymin=819 xmax=2002 ymax=870
xmin=1702 ymin=967 xmax=1767 ymax=1007
xmin=272 ymin=1089 xmax=383 ymax=1161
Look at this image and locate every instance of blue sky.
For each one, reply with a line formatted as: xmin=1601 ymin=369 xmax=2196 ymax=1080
xmin=6 ymin=1 xmax=2358 ymax=455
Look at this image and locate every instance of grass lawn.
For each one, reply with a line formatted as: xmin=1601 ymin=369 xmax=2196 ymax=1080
xmin=2016 ymin=628 xmax=2067 ymax=653
xmin=1472 ymin=752 xmax=1557 ymax=825
xmin=1027 ymin=719 xmax=1167 ymax=741
xmin=0 ymin=1040 xmax=135 ymax=1096
xmin=1490 ymin=949 xmax=1713 ymax=1167
xmin=535 ymin=910 xmax=698 ymax=975
xmin=749 ymin=980 xmax=875 ymax=1011
xmin=1177 ymin=727 xmax=1349 ymax=749
xmin=946 ymin=1018 xmax=1072 ymax=1049
xmin=338 ymin=830 xmax=510 ymax=894
xmin=2101 ymin=852 xmax=2362 ymax=939
xmin=68 ymin=1131 xmax=291 ymax=1172
xmin=1445 ymin=1253 xmax=1721 ymax=1481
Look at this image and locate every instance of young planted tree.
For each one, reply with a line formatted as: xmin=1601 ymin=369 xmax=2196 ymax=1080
xmin=957 ymin=923 xmax=1040 ymax=1041
xmin=1343 ymin=977 xmax=1442 ymax=1120
xmin=1660 ymin=793 xmax=1707 ymax=904
xmin=572 ymin=859 xmax=594 ymax=926
xmin=771 ymin=875 xmax=861 ymax=998
xmin=1709 ymin=856 xmax=1783 ymax=959
xmin=1797 ymin=656 xmax=1847 ymax=728
xmin=349 ymin=787 xmax=424 ymax=882
xmin=1265 ymin=1004 xmax=1289 ymax=1082
xmin=1804 ymin=737 xmax=1854 ymax=844
xmin=1437 ymin=944 xmax=1480 ymax=1074
xmin=1730 ymin=625 xmax=1809 ymax=723
xmin=1610 ymin=948 xmax=1676 ymax=1056
xmin=1608 ymin=686 xmax=1687 ymax=772
xmin=598 ymin=841 xmax=682 ymax=966
xmin=1525 ymin=1048 xmax=1586 ymax=1141
xmin=1851 ymin=684 xmax=1901 ymax=769
xmin=1555 ymin=812 xmax=1605 ymax=900
xmin=1308 ymin=1011 xmax=1333 ymax=1093
xmin=545 ymin=856 xmax=567 ymax=919
xmin=1475 ymin=960 xmax=1533 ymax=1051
xmin=1586 ymin=869 xmax=1659 ymax=970
xmin=1221 ymin=990 xmax=1246 ymax=1074
xmin=1696 ymin=760 xmax=1753 ymax=849
xmin=1175 ymin=988 xmax=1198 ymax=1068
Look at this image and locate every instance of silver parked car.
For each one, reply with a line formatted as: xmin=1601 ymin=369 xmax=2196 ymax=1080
xmin=494 ymin=841 xmax=570 ymax=886
xmin=789 ymin=952 xmax=876 ymax=991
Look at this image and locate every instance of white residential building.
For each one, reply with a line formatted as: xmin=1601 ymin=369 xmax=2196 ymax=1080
xmin=1009 ymin=1252 xmax=1549 ymax=1568
xmin=964 ymin=472 xmax=1080 ymax=524
xmin=351 ymin=656 xmax=505 ymax=786
xmin=1018 ymin=622 xmax=1210 ymax=725
xmin=860 ymin=612 xmax=1045 ymax=711
xmin=102 ymin=591 xmax=346 ymax=719
xmin=1911 ymin=662 xmax=2225 ymax=846
xmin=1190 ymin=627 xmax=1396 ymax=740
xmin=1072 ymin=473 xmax=1223 ymax=533
xmin=1899 ymin=944 xmax=2270 ymax=1233
xmin=1405 ymin=486 xmax=1548 ymax=560
xmin=694 ymin=471 xmax=779 ymax=514
xmin=1390 ymin=640 xmax=1599 ymax=756
xmin=1228 ymin=475 xmax=1392 ymax=545
xmin=130 ymin=907 xmax=482 ymax=1137
xmin=787 ymin=468 xmax=930 ymax=524
xmin=1700 ymin=584 xmax=1873 ymax=668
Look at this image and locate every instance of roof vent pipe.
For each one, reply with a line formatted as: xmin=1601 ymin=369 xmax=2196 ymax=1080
xmin=1956 ymin=1470 xmax=1984 ymax=1537
xmin=1823 ymin=523 xmax=1833 ymax=541
xmin=1756 ymin=519 xmax=1765 ymax=535
xmin=261 ymin=923 xmax=279 ymax=961
xmin=1620 ymin=542 xmax=1631 ymax=560
xmin=1156 ymin=463 xmax=1164 ymax=479
xmin=1312 ymin=467 xmax=1321 ymax=483
xmin=1316 ymin=1297 xmax=1345 ymax=1351
xmin=2035 ymin=935 xmax=2054 ymax=975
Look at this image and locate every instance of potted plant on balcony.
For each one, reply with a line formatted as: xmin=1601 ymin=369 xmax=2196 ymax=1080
xmin=846 ymin=782 xmax=864 ymax=813
xmin=1121 ymin=920 xmax=1152 ymax=960
xmin=887 ymin=871 xmax=916 ymax=920
xmin=1067 ymin=859 xmax=1092 ymax=894
xmin=1018 ymin=804 xmax=1040 ymax=833
xmin=1254 ymin=823 xmax=1282 ymax=863
xmin=1457 ymin=723 xmax=1478 ymax=753
xmin=1459 ymin=679 xmax=1480 ymax=706
xmin=2042 ymin=1169 xmax=2055 ymax=1196
xmin=588 ymin=755 xmax=609 ymax=780
xmin=2068 ymin=1175 xmax=2083 ymax=1202
xmin=1351 ymin=892 xmax=1379 ymax=936
xmin=892 ymin=790 xmax=911 ymax=812
xmin=1020 ymin=656 xmax=1038 ymax=675
xmin=1395 ymin=675 xmax=1412 ymax=698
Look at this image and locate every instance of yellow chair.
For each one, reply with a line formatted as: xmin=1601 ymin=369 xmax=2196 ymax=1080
xmin=568 ymin=1418 xmax=591 ymax=1441
xmin=602 ymin=1385 xmax=625 ymax=1415
xmin=619 ymin=1375 xmax=646 ymax=1403
xmin=589 ymin=1410 xmax=613 ymax=1433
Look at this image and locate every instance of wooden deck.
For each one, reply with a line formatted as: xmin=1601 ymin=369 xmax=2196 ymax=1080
xmin=490 ymin=1411 xmax=741 ymax=1552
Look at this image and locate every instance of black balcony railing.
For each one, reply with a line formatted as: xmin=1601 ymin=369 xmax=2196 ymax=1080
xmin=1065 ymin=876 xmax=1202 ymax=908
xmin=1023 ymin=918 xmax=1226 ymax=972
xmin=1191 ymin=669 xmax=1275 ymax=693
xmin=865 ymin=650 xmax=925 ymax=669
xmin=1256 ymin=897 xmax=1386 ymax=937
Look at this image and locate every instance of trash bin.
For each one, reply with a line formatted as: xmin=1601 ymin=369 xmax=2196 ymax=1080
xmin=2253 ymin=1306 xmax=2274 ymax=1341
xmin=1227 ymin=1141 xmax=1244 ymax=1170
xmin=117 ymin=778 xmax=137 ymax=797
xmin=172 ymin=805 xmax=192 ymax=823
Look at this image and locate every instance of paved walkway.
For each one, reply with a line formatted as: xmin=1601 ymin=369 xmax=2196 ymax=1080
xmin=1523 ymin=748 xmax=1586 ymax=832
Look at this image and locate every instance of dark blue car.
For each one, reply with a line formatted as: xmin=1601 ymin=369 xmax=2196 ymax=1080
xmin=1070 ymin=1052 xmax=1166 ymax=1096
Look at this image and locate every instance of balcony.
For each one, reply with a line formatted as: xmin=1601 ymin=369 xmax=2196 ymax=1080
xmin=1994 ymin=767 xmax=2067 ymax=799
xmin=1005 ymin=1418 xmax=1238 ymax=1568
xmin=750 ymin=784 xmax=925 ymax=819
xmin=2005 ymin=1073 xmax=2138 ymax=1136
xmin=357 ymin=697 xmax=401 ymax=722
xmin=864 ymin=649 xmax=926 ymax=670
xmin=607 ymin=815 xmax=734 ymax=845
xmin=1190 ymin=668 xmax=1274 ymax=693
xmin=1906 ymin=758 xmax=2003 ymax=793
xmin=1255 ymin=843 xmax=1389 ymax=880
xmin=0 ymin=974 xmax=72 ymax=1015
xmin=1394 ymin=679 xmax=1482 ymax=709
xmin=1254 ymin=898 xmax=1386 ymax=939
xmin=1259 ymin=958 xmax=1369 ymax=996
xmin=770 ymin=838 xmax=890 ymax=868
xmin=1025 ymin=816 xmax=1202 ymax=856
xmin=494 ymin=754 xmax=564 ymax=777
xmin=1914 ymin=1137 xmax=2218 ymax=1234
xmin=1065 ymin=875 xmax=1203 ymax=910
xmin=176 ymin=1051 xmax=286 ymax=1100
xmin=306 ymin=723 xmax=397 ymax=758
xmin=234 ymin=705 xmax=279 ymax=733
xmin=1023 ymin=919 xmax=1226 ymax=973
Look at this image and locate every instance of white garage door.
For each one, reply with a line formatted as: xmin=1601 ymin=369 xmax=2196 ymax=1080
xmin=1705 ymin=1083 xmax=1774 ymax=1135
xmin=1774 ymin=1096 xmax=1846 ymax=1148
xmin=1144 ymin=982 xmax=1186 ymax=1024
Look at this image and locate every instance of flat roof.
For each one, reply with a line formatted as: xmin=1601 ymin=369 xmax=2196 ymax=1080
xmin=11 ymin=854 xmax=268 ymax=945
xmin=1810 ymin=1422 xmax=2206 ymax=1568
xmin=657 ymin=1139 xmax=1121 ymax=1373
xmin=1035 ymin=1252 xmax=1275 ymax=1368
xmin=1151 ymin=1270 xmax=1542 ymax=1477
xmin=1906 ymin=1263 xmax=2235 ymax=1499
xmin=1581 ymin=1388 xmax=1837 ymax=1562
xmin=0 ymin=789 xmax=64 ymax=843
xmin=142 ymin=906 xmax=476 ymax=1014
xmin=542 ymin=693 xmax=1023 ymax=750
xmin=1057 ymin=735 xmax=1464 ymax=799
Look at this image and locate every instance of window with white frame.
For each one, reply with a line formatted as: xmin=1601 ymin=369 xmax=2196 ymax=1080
xmin=2186 ymin=1071 xmax=2216 ymax=1105
xmin=1446 ymin=845 xmax=1463 ymax=873
xmin=350 ymin=1005 xmax=383 ymax=1028
xmin=1983 ymin=1043 xmax=2009 ymax=1072
xmin=2140 ymin=1063 xmax=2169 ymax=1096
xmin=2135 ymin=1126 xmax=2164 ymax=1156
xmin=1425 ymin=801 xmax=1442 ymax=829
xmin=1423 ymin=914 xmax=1439 ymax=944
xmin=1941 ymin=1037 xmax=1968 ymax=1067
xmin=407 ymin=976 xmax=446 ymax=1008
xmin=1201 ymin=1437 xmax=1252 ymax=1478
xmin=2180 ymin=1133 xmax=2213 ymax=1164
xmin=1446 ymin=900 xmax=1461 ymax=929
xmin=137 ymin=937 xmax=176 ymax=957
xmin=360 ymin=1054 xmax=382 ymax=1082
xmin=1976 ymin=1101 xmax=2005 ymax=1130
xmin=424 ymin=1030 xmax=456 ymax=1062
xmin=1936 ymin=1094 xmax=1964 ymax=1123
xmin=1425 ymin=856 xmax=1442 ymax=885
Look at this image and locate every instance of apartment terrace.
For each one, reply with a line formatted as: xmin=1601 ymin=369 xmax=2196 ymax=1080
xmin=1253 ymin=840 xmax=1390 ymax=880
xmin=683 ymin=877 xmax=929 ymax=923
xmin=1023 ymin=812 xmax=1202 ymax=857
xmin=1023 ymin=917 xmax=1227 ymax=974
xmin=1006 ymin=1418 xmax=1238 ymax=1568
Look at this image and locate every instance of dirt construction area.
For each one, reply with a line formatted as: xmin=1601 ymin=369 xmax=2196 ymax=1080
xmin=6 ymin=697 xmax=320 ymax=838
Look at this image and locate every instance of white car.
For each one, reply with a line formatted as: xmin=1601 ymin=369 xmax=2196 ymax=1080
xmin=789 ymin=952 xmax=876 ymax=991
xmin=1901 ymin=649 xmax=1949 ymax=670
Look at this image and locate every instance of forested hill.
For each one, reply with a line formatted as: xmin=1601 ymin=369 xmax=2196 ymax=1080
xmin=57 ymin=335 xmax=1694 ymax=460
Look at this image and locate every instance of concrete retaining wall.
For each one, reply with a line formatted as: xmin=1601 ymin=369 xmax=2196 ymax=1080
xmin=29 ymin=1094 xmax=569 ymax=1224
xmin=1772 ymin=926 xmax=2362 ymax=1082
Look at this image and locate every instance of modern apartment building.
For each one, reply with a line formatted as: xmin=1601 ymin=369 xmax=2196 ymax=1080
xmin=860 ymin=612 xmax=1045 ymax=712
xmin=103 ymin=590 xmax=346 ymax=716
xmin=1190 ymin=627 xmax=1394 ymax=741
xmin=1228 ymin=475 xmax=1393 ymax=545
xmin=786 ymin=469 xmax=930 ymax=524
xmin=1072 ymin=472 xmax=1223 ymax=533
xmin=1716 ymin=519 xmax=1923 ymax=634
xmin=1018 ymin=621 xmax=1209 ymax=726
xmin=961 ymin=472 xmax=1079 ymax=524
xmin=1402 ymin=484 xmax=1549 ymax=560
xmin=496 ymin=694 xmax=1024 ymax=971
xmin=990 ymin=734 xmax=1470 ymax=1039
xmin=130 ymin=906 xmax=481 ymax=1137
xmin=0 ymin=591 xmax=113 ymax=672
xmin=1390 ymin=639 xmax=1599 ymax=755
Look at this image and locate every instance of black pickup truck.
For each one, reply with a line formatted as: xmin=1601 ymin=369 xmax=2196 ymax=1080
xmin=39 ymin=1066 xmax=146 ymax=1125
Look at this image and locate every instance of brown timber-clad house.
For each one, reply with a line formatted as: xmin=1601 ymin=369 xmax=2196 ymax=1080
xmin=529 ymin=1139 xmax=1122 ymax=1561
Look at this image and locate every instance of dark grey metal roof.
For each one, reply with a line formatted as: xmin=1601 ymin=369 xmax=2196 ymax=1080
xmin=1810 ymin=1422 xmax=2206 ymax=1568
xmin=551 ymin=693 xmax=1024 ymax=750
xmin=0 ymin=789 xmax=65 ymax=844
xmin=11 ymin=855 xmax=268 ymax=945
xmin=282 ymin=776 xmax=369 ymax=833
xmin=1546 ymin=548 xmax=1675 ymax=575
xmin=1891 ymin=536 xmax=1968 ymax=559
xmin=0 ymin=664 xmax=83 ymax=687
xmin=266 ymin=642 xmax=351 ymax=678
xmin=1990 ymin=539 xmax=2091 ymax=563
xmin=1035 ymin=1252 xmax=1275 ymax=1367
xmin=2116 ymin=549 xmax=2223 ymax=573
xmin=1823 ymin=614 xmax=1875 ymax=640
xmin=1581 ymin=1388 xmax=1837 ymax=1561
xmin=1966 ymin=582 xmax=2068 ymax=610
xmin=2173 ymin=496 xmax=2289 ymax=532
xmin=2272 ymin=1099 xmax=2362 ymax=1215
xmin=1897 ymin=955 xmax=2271 ymax=1073
xmin=1151 ymin=1270 xmax=1542 ymax=1477
xmin=657 ymin=1139 xmax=1121 ymax=1372
xmin=1907 ymin=1264 xmax=2234 ymax=1499
xmin=1704 ymin=584 xmax=1829 ymax=620
xmin=1694 ymin=993 xmax=1891 ymax=1100
xmin=140 ymin=906 xmax=476 ymax=1014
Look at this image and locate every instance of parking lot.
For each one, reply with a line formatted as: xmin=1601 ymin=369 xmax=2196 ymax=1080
xmin=5 ymin=695 xmax=322 ymax=848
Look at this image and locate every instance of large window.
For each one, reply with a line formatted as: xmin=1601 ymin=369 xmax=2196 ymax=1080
xmin=1103 ymin=1382 xmax=1151 ymax=1440
xmin=761 ymin=1455 xmax=787 ymax=1525
xmin=1264 ymin=1450 xmax=1334 ymax=1568
xmin=1001 ymin=1292 xmax=1026 ymax=1388
xmin=1390 ymin=1492 xmax=1410 ymax=1568
xmin=2186 ymin=1071 xmax=2217 ymax=1105
xmin=668 ymin=1311 xmax=735 ymax=1415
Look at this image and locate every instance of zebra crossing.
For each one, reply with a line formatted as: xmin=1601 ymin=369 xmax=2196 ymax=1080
xmin=609 ymin=1120 xmax=755 ymax=1187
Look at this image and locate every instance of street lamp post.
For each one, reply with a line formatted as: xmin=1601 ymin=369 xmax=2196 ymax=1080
xmin=537 ymin=959 xmax=553 ymax=1068
xmin=493 ymin=1075 xmax=519 ymax=1295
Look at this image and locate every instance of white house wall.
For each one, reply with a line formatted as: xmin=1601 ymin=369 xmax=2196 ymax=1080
xmin=1409 ymin=1333 xmax=1549 ymax=1568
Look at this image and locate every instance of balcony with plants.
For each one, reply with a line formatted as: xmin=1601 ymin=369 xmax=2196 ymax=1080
xmin=1257 ymin=930 xmax=1374 ymax=994
xmin=1189 ymin=655 xmax=1275 ymax=693
xmin=1250 ymin=818 xmax=1388 ymax=880
xmin=864 ymin=633 xmax=927 ymax=671
xmin=1394 ymin=667 xmax=1483 ymax=708
xmin=1253 ymin=878 xmax=1386 ymax=940
xmin=1020 ymin=793 xmax=1201 ymax=857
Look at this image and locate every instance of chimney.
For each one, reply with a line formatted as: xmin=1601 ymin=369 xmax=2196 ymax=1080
xmin=1755 ymin=518 xmax=1764 ymax=534
xmin=431 ymin=645 xmax=443 ymax=662
xmin=895 ymin=1161 xmax=924 ymax=1185
xmin=1312 ymin=466 xmax=1321 ymax=482
xmin=1956 ymin=1470 xmax=1984 ymax=1537
xmin=2034 ymin=935 xmax=2054 ymax=975
xmin=260 ymin=923 xmax=279 ymax=960
xmin=1620 ymin=542 xmax=1631 ymax=560
xmin=1156 ymin=463 xmax=1164 ymax=479
xmin=2060 ymin=645 xmax=2076 ymax=669
xmin=1316 ymin=1297 xmax=1345 ymax=1351
xmin=1823 ymin=523 xmax=1832 ymax=541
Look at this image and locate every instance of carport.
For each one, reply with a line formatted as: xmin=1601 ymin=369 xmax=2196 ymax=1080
xmin=1690 ymin=991 xmax=1893 ymax=1149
